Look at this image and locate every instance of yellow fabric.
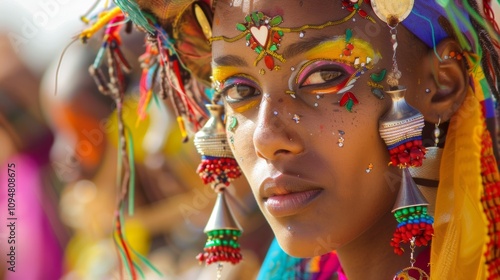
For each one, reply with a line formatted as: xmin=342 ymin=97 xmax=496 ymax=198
xmin=430 ymin=81 xmax=488 ymax=278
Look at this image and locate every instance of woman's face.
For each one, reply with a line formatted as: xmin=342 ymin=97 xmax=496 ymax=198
xmin=212 ymin=0 xmax=425 ymax=257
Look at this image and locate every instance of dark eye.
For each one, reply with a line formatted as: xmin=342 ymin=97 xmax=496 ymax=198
xmin=220 ymin=76 xmax=261 ymax=102
xmin=301 ymin=70 xmax=344 ymax=86
xmin=294 ymin=60 xmax=357 ymax=95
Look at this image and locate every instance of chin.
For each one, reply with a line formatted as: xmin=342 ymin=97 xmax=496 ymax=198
xmin=273 ymin=226 xmax=342 ymax=258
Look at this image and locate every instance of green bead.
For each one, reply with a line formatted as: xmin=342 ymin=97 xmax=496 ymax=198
xmin=409 ymin=207 xmax=415 ymax=213
xmin=278 ymin=30 xmax=284 ymax=36
xmin=345 ymin=28 xmax=352 ymax=42
xmin=251 ymin=13 xmax=259 ymax=24
xmin=269 ymin=44 xmax=278 ymax=51
xmin=402 ymin=209 xmax=409 ymax=215
xmin=236 ymin=23 xmax=247 ymax=31
xmin=270 ymin=15 xmax=283 ymax=26
xmin=370 ymin=69 xmax=387 ymax=83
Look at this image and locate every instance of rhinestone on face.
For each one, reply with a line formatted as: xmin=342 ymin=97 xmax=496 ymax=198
xmin=365 ymin=163 xmax=374 ymax=173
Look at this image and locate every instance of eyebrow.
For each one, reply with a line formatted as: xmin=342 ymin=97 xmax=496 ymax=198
xmin=213 ymin=35 xmax=335 ymax=67
xmin=213 ymin=54 xmax=248 ymax=67
xmin=282 ymin=35 xmax=332 ymax=59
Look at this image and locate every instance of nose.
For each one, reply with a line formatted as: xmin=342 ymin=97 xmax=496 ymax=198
xmin=252 ymin=95 xmax=304 ymax=161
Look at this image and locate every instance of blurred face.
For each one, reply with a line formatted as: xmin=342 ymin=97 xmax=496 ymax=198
xmin=212 ymin=0 xmax=425 ymax=257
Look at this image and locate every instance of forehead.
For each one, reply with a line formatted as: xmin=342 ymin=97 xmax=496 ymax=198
xmin=214 ymin=0 xmax=341 ymax=23
xmin=212 ymin=0 xmax=381 ymax=61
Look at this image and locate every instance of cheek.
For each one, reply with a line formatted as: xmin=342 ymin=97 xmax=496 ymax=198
xmin=226 ymin=113 xmax=257 ymax=175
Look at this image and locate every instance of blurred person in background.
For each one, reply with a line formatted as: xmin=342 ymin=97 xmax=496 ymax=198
xmin=0 ymin=33 xmax=65 ymax=279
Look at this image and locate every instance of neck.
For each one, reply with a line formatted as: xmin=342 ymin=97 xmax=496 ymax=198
xmin=336 ymin=210 xmax=426 ymax=280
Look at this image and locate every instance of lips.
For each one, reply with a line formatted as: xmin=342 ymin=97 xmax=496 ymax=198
xmin=261 ymin=173 xmax=323 ymax=217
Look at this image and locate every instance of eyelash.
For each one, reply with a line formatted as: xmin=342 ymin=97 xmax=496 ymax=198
xmin=218 ymin=75 xmax=261 ymax=103
xmin=295 ymin=60 xmax=356 ymax=94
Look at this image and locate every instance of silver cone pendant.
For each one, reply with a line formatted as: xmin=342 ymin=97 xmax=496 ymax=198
xmin=379 ymin=86 xmax=426 ymax=168
xmin=194 ymin=104 xmax=233 ymax=158
xmin=392 ymin=168 xmax=429 ymax=212
xmin=204 ymin=190 xmax=242 ymax=232
xmin=197 ymin=190 xmax=243 ymax=264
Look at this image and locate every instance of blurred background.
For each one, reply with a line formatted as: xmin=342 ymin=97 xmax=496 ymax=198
xmin=0 ymin=1 xmax=273 ymax=279
xmin=0 ymin=1 xmax=498 ymax=279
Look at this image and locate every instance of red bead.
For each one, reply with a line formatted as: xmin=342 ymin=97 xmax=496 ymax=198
xmin=358 ymin=9 xmax=368 ymax=18
xmin=265 ymin=55 xmax=274 ymax=70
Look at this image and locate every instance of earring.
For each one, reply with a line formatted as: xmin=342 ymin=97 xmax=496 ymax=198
xmin=409 ymin=118 xmax=443 ymax=183
xmin=195 ymin=104 xmax=243 ymax=268
xmin=433 ymin=117 xmax=441 ymax=147
xmin=380 ymin=83 xmax=433 ymax=280
xmin=371 ymin=0 xmax=432 ymax=277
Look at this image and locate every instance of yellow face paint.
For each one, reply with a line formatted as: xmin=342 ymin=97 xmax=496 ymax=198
xmin=233 ymin=99 xmax=260 ymax=113
xmin=304 ymin=38 xmax=381 ymax=68
xmin=212 ymin=66 xmax=241 ymax=85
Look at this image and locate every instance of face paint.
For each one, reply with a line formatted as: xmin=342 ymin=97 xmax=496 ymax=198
xmin=217 ymin=74 xmax=261 ymax=102
xmin=210 ymin=1 xmax=375 ymax=72
xmin=212 ymin=65 xmax=242 ymax=86
xmin=365 ymin=163 xmax=374 ymax=173
xmin=337 ymin=130 xmax=345 ymax=147
xmin=285 ymin=32 xmax=381 ymax=111
xmin=227 ymin=115 xmax=238 ymax=132
xmin=233 ymin=99 xmax=260 ymax=113
xmin=368 ymin=68 xmax=387 ymax=99
xmin=213 ymin=68 xmax=262 ymax=113
xmin=303 ymin=35 xmax=380 ymax=65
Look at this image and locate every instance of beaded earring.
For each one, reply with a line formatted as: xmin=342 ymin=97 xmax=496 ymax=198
xmin=371 ymin=0 xmax=433 ymax=278
xmin=194 ymin=104 xmax=243 ymax=270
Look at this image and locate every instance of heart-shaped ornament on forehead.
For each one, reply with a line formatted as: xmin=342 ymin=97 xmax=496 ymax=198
xmin=250 ymin=26 xmax=269 ymax=46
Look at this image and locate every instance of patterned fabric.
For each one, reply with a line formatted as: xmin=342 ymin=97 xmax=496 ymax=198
xmin=258 ymin=238 xmax=433 ymax=279
xmin=257 ymin=239 xmax=345 ymax=280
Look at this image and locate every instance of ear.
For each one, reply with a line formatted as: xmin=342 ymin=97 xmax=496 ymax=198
xmin=407 ymin=39 xmax=468 ymax=124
